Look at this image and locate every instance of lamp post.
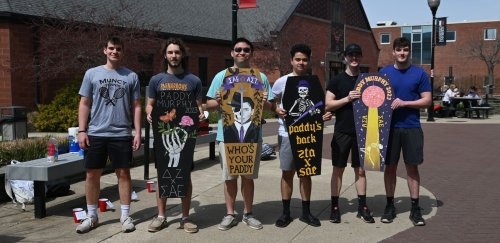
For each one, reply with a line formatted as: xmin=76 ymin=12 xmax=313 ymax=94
xmin=232 ymin=0 xmax=238 ymax=43
xmin=427 ymin=0 xmax=440 ymax=121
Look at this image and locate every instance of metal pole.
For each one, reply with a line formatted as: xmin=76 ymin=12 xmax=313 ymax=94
xmin=232 ymin=0 xmax=238 ymax=43
xmin=427 ymin=8 xmax=437 ymax=122
xmin=144 ymin=87 xmax=150 ymax=180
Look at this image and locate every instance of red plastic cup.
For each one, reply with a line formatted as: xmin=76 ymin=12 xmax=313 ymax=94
xmin=98 ymin=198 xmax=108 ymax=212
xmin=147 ymin=180 xmax=155 ymax=193
xmin=72 ymin=208 xmax=84 ymax=223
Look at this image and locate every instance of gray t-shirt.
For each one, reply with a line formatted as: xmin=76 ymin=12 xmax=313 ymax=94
xmin=147 ymin=72 xmax=202 ymax=100
xmin=79 ymin=65 xmax=140 ymax=137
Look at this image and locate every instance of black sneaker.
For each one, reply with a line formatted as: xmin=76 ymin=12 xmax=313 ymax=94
xmin=275 ymin=214 xmax=293 ymax=228
xmin=409 ymin=207 xmax=426 ymax=226
xmin=381 ymin=205 xmax=396 ymax=223
xmin=329 ymin=207 xmax=341 ymax=223
xmin=357 ymin=206 xmax=375 ymax=223
xmin=299 ymin=213 xmax=321 ymax=227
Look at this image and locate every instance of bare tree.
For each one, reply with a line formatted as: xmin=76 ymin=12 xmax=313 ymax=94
xmin=460 ymin=38 xmax=500 ymax=92
xmin=9 ymin=0 xmax=164 ymax=105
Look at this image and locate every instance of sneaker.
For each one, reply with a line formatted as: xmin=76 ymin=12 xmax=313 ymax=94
xmin=76 ymin=215 xmax=98 ymax=234
xmin=121 ymin=216 xmax=136 ymax=233
xmin=180 ymin=218 xmax=198 ymax=233
xmin=242 ymin=214 xmax=263 ymax=230
xmin=409 ymin=207 xmax=426 ymax=226
xmin=275 ymin=214 xmax=293 ymax=228
xmin=329 ymin=207 xmax=341 ymax=223
xmin=381 ymin=205 xmax=396 ymax=223
xmin=218 ymin=214 xmax=238 ymax=231
xmin=299 ymin=213 xmax=321 ymax=227
xmin=357 ymin=206 xmax=375 ymax=223
xmin=148 ymin=216 xmax=168 ymax=232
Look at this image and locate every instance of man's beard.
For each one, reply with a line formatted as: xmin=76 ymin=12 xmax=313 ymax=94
xmin=167 ymin=59 xmax=181 ymax=68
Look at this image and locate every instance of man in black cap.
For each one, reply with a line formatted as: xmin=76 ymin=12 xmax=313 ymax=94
xmin=223 ymin=92 xmax=259 ymax=143
xmin=325 ymin=43 xmax=375 ymax=224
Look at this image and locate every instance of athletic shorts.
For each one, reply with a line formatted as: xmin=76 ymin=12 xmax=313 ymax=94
xmin=385 ymin=127 xmax=424 ymax=166
xmin=278 ymin=135 xmax=295 ymax=171
xmin=84 ymin=136 xmax=133 ymax=169
xmin=331 ymin=132 xmax=360 ymax=168
xmin=218 ymin=141 xmax=261 ymax=180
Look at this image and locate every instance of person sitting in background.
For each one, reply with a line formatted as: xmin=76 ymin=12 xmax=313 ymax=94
xmin=465 ymin=86 xmax=481 ymax=118
xmin=442 ymin=84 xmax=458 ymax=117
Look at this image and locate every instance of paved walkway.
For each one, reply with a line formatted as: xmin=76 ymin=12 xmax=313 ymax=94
xmin=0 ymin=115 xmax=499 ymax=242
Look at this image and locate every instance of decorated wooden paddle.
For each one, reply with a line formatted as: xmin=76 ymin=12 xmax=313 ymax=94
xmin=220 ymin=68 xmax=265 ymax=176
xmin=353 ymin=73 xmax=393 ymax=171
xmin=282 ymin=75 xmax=324 ymax=177
xmin=152 ymin=86 xmax=199 ymax=198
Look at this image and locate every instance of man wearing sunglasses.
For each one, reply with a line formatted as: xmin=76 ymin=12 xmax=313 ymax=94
xmin=206 ymin=37 xmax=274 ymax=231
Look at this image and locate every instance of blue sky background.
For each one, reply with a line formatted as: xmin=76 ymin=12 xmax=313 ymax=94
xmin=361 ymin=0 xmax=500 ymax=27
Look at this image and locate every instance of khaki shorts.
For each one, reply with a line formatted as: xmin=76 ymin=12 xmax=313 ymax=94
xmin=219 ymin=142 xmax=261 ymax=180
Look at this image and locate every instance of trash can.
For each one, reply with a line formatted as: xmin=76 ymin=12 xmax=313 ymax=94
xmin=0 ymin=106 xmax=28 ymax=141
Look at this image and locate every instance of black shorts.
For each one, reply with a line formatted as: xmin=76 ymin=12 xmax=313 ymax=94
xmin=84 ymin=136 xmax=133 ymax=169
xmin=386 ymin=128 xmax=424 ymax=166
xmin=331 ymin=132 xmax=360 ymax=168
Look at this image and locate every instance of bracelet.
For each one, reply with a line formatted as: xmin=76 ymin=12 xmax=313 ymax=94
xmin=78 ymin=130 xmax=87 ymax=133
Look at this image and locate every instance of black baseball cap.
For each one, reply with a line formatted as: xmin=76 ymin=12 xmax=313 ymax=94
xmin=344 ymin=43 xmax=362 ymax=56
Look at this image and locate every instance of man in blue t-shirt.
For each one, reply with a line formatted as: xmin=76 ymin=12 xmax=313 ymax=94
xmin=379 ymin=37 xmax=432 ymax=226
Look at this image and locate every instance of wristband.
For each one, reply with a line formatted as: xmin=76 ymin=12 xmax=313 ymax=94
xmin=78 ymin=130 xmax=87 ymax=133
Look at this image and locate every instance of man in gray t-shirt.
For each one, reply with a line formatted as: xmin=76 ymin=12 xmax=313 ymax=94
xmin=76 ymin=36 xmax=141 ymax=234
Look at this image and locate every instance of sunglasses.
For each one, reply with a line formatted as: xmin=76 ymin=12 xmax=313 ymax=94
xmin=234 ymin=47 xmax=251 ymax=53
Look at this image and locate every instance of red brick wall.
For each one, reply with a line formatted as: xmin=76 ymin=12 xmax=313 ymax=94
xmin=0 ymin=24 xmax=12 ymax=107
xmin=4 ymin=23 xmax=36 ymax=108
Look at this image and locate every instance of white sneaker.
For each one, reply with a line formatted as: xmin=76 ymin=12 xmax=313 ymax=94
xmin=76 ymin=215 xmax=98 ymax=234
xmin=121 ymin=216 xmax=136 ymax=233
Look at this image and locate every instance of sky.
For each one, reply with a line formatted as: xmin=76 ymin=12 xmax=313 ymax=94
xmin=361 ymin=0 xmax=500 ymax=27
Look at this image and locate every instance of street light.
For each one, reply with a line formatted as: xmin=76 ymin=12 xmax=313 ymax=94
xmin=427 ymin=0 xmax=440 ymax=121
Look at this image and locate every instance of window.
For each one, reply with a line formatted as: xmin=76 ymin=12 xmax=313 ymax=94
xmin=484 ymin=28 xmax=496 ymax=40
xmin=380 ymin=33 xmax=391 ymax=44
xmin=402 ymin=25 xmax=432 ymax=65
xmin=446 ymin=31 xmax=456 ymax=42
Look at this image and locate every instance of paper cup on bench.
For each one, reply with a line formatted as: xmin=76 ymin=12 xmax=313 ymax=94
xmin=72 ymin=208 xmax=86 ymax=223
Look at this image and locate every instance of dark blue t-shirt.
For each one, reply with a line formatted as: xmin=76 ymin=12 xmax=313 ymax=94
xmin=379 ymin=65 xmax=431 ymax=128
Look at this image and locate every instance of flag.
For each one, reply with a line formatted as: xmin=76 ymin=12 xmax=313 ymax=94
xmin=435 ymin=17 xmax=447 ymax=46
xmin=239 ymin=0 xmax=257 ymax=9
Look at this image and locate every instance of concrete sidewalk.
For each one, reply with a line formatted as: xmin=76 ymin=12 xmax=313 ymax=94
xmin=1 ymin=114 xmax=498 ymax=242
xmin=0 ymin=132 xmax=436 ymax=243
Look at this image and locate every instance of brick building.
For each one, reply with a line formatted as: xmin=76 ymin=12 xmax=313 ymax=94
xmin=0 ymin=0 xmax=378 ymax=111
xmin=372 ymin=20 xmax=500 ymax=95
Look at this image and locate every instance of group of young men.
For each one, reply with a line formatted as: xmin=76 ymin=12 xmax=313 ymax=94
xmin=75 ymin=35 xmax=430 ymax=234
